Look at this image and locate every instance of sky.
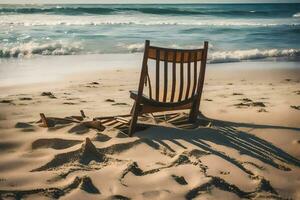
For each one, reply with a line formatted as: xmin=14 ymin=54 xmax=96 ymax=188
xmin=0 ymin=0 xmax=299 ymax=4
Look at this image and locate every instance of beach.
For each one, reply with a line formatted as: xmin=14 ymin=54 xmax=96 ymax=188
xmin=1 ymin=3 xmax=300 ymax=199
xmin=0 ymin=54 xmax=300 ymax=199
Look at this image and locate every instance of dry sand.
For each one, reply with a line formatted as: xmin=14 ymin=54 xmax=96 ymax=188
xmin=0 ymin=58 xmax=300 ymax=200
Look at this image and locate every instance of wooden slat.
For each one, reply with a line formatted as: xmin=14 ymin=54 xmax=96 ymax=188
xmin=163 ymin=51 xmax=168 ymax=102
xmin=185 ymin=52 xmax=192 ymax=100
xmin=170 ymin=50 xmax=176 ymax=102
xmin=155 ymin=48 xmax=160 ymax=101
xmin=146 ymin=64 xmax=153 ymax=99
xmin=191 ymin=52 xmax=197 ymax=96
xmin=178 ymin=52 xmax=184 ymax=101
xmin=148 ymin=46 xmax=203 ymax=63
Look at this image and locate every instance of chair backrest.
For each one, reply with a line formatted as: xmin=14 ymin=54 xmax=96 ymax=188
xmin=138 ymin=40 xmax=208 ymax=104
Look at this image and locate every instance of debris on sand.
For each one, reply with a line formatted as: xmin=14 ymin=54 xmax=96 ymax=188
xmin=235 ymin=98 xmax=266 ymax=108
xmin=232 ymin=92 xmax=243 ymax=96
xmin=19 ymin=97 xmax=32 ymax=101
xmin=15 ymin=122 xmax=33 ymax=129
xmin=258 ymin=108 xmax=268 ymax=112
xmin=0 ymin=99 xmax=13 ymax=104
xmin=171 ymin=175 xmax=188 ymax=185
xmin=90 ymin=82 xmax=99 ymax=85
xmin=105 ymin=99 xmax=115 ymax=102
xmin=290 ymin=105 xmax=300 ymax=110
xmin=112 ymin=103 xmax=128 ymax=106
xmin=241 ymin=98 xmax=252 ymax=102
xmin=41 ymin=92 xmax=57 ymax=99
xmin=293 ymin=90 xmax=300 ymax=95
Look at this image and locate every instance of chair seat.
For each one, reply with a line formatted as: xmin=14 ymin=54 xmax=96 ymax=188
xmin=129 ymin=90 xmax=194 ymax=108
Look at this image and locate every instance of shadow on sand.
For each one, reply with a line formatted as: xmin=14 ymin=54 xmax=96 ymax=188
xmin=134 ymin=113 xmax=300 ymax=172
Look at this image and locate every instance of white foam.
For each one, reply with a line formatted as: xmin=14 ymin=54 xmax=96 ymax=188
xmin=0 ymin=41 xmax=82 ymax=58
xmin=209 ymin=48 xmax=300 ymax=63
xmin=124 ymin=43 xmax=144 ymax=53
xmin=293 ymin=12 xmax=300 ymax=18
xmin=0 ymin=14 xmax=298 ymax=27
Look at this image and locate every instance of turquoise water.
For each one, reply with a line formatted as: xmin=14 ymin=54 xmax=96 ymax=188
xmin=0 ymin=3 xmax=300 ymax=63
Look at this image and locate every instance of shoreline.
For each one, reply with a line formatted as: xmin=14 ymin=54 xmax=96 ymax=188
xmin=0 ymin=53 xmax=299 ymax=88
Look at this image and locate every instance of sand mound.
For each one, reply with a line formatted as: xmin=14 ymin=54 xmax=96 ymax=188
xmin=120 ymin=153 xmax=201 ymax=185
xmin=68 ymin=121 xmax=105 ymax=134
xmin=79 ymin=176 xmax=100 ymax=194
xmin=15 ymin=122 xmax=33 ymax=129
xmin=0 ymin=176 xmax=100 ymax=199
xmin=92 ymin=133 xmax=111 ymax=142
xmin=98 ymin=138 xmax=175 ymax=157
xmin=186 ymin=176 xmax=280 ymax=200
xmin=32 ymin=138 xmax=108 ymax=171
xmin=106 ymin=194 xmax=131 ymax=200
xmin=32 ymin=138 xmax=81 ymax=150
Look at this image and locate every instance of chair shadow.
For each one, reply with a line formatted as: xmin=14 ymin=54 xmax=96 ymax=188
xmin=134 ymin=113 xmax=300 ymax=172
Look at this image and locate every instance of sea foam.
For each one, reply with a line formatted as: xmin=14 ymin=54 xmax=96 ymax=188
xmin=0 ymin=42 xmax=82 ymax=58
xmin=209 ymin=49 xmax=300 ymax=63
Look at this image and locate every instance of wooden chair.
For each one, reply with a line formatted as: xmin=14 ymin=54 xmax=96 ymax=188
xmin=128 ymin=40 xmax=208 ymax=136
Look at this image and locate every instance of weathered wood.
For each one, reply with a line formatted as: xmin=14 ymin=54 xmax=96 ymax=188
xmin=163 ymin=50 xmax=168 ymax=102
xmin=129 ymin=40 xmax=209 ymax=136
xmin=115 ymin=116 xmax=130 ymax=124
xmin=191 ymin=51 xmax=197 ymax=97
xmin=178 ymin=52 xmax=184 ymax=101
xmin=148 ymin=46 xmax=203 ymax=63
xmin=155 ymin=48 xmax=160 ymax=101
xmin=185 ymin=52 xmax=192 ymax=100
xmin=94 ymin=114 xmax=131 ymax=120
xmin=80 ymin=110 xmax=86 ymax=118
xmin=40 ymin=113 xmax=49 ymax=127
xmin=128 ymin=40 xmax=151 ymax=136
xmin=170 ymin=50 xmax=177 ymax=102
xmin=189 ymin=41 xmax=209 ymax=121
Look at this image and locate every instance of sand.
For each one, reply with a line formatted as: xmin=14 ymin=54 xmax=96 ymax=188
xmin=0 ymin=56 xmax=300 ymax=200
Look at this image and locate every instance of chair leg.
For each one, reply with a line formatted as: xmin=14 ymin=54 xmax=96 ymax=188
xmin=128 ymin=102 xmax=140 ymax=137
xmin=188 ymin=102 xmax=199 ymax=122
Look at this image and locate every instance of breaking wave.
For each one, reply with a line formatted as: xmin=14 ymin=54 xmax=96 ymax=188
xmin=293 ymin=12 xmax=300 ymax=18
xmin=1 ymin=41 xmax=299 ymax=64
xmin=0 ymin=5 xmax=287 ymax=17
xmin=0 ymin=42 xmax=82 ymax=58
xmin=209 ymin=48 xmax=300 ymax=63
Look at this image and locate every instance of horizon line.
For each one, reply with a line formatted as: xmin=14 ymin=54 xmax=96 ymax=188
xmin=1 ymin=2 xmax=300 ymax=4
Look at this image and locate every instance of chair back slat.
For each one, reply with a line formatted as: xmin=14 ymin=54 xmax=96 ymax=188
xmin=178 ymin=52 xmax=184 ymax=101
xmin=155 ymin=49 xmax=160 ymax=101
xmin=163 ymin=51 xmax=168 ymax=102
xmin=170 ymin=50 xmax=176 ymax=102
xmin=141 ymin=40 xmax=208 ymax=104
xmin=191 ymin=52 xmax=198 ymax=97
xmin=148 ymin=47 xmax=203 ymax=63
xmin=146 ymin=64 xmax=153 ymax=99
xmin=185 ymin=52 xmax=192 ymax=100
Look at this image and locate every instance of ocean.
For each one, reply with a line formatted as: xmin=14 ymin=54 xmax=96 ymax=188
xmin=0 ymin=3 xmax=300 ymax=63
